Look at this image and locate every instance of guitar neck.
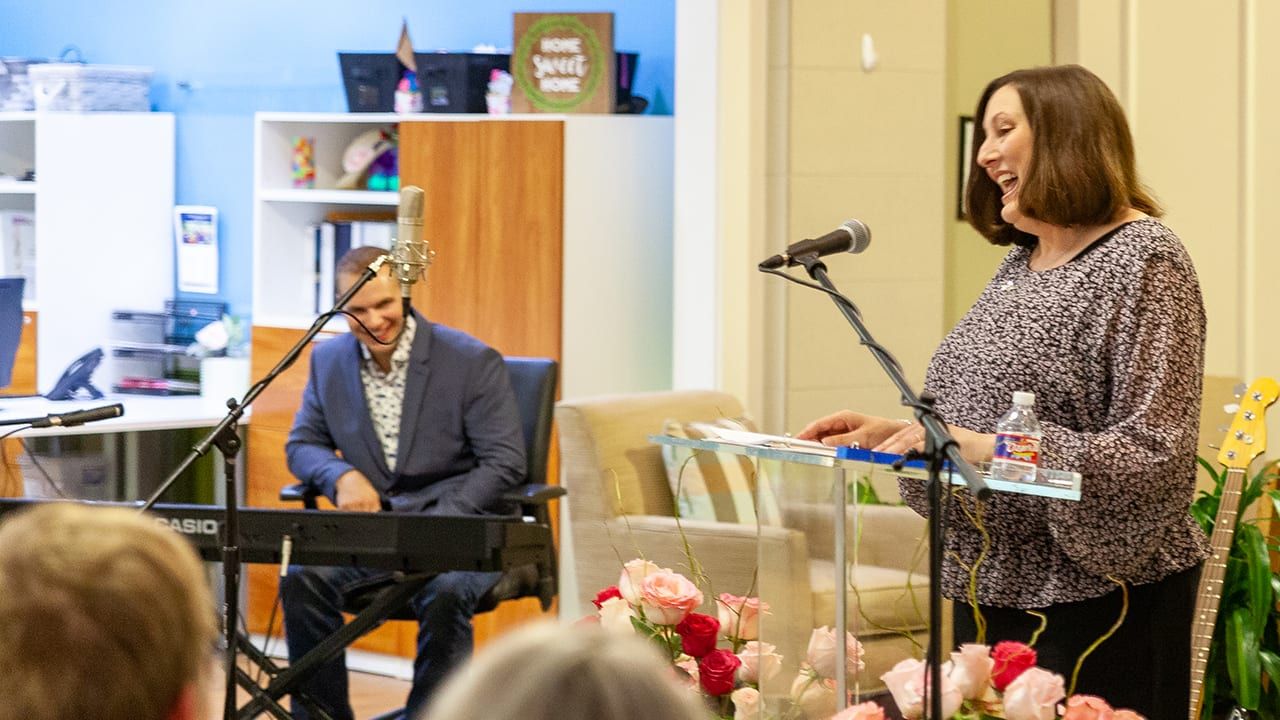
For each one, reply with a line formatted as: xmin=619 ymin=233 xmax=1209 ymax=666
xmin=1189 ymin=467 xmax=1246 ymax=720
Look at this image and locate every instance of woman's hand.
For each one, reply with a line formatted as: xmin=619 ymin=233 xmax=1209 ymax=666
xmin=797 ymin=410 xmax=997 ymax=465
xmin=879 ymin=422 xmax=997 ymax=465
xmin=795 ymin=411 xmax=909 ymax=449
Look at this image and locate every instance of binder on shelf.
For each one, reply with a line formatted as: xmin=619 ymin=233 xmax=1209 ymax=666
xmin=313 ymin=220 xmax=396 ymax=313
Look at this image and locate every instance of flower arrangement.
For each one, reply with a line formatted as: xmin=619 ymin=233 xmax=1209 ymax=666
xmin=590 ymin=559 xmax=864 ymax=719
xmin=875 ymin=640 xmax=1148 ymax=720
xmin=588 ymin=559 xmax=1148 ymax=720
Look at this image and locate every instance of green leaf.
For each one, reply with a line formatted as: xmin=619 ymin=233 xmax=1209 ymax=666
xmin=1189 ymin=501 xmax=1217 ymax=535
xmin=1238 ymin=524 xmax=1272 ymax=632
xmin=1243 ymin=459 xmax=1280 ymax=511
xmin=1198 ymin=455 xmax=1223 ymax=486
xmin=1227 ymin=607 xmax=1262 ymax=710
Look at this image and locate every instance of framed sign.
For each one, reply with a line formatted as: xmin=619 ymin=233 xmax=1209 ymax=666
xmin=511 ymin=12 xmax=615 ymax=114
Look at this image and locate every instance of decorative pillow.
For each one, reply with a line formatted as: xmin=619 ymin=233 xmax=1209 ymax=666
xmin=661 ymin=416 xmax=782 ymax=526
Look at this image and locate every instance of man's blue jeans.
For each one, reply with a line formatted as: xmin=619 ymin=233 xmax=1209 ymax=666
xmin=281 ymin=565 xmax=500 ymax=720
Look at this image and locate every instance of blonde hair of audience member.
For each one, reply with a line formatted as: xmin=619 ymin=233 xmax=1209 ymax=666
xmin=423 ymin=622 xmax=712 ymax=720
xmin=0 ymin=503 xmax=218 ymax=720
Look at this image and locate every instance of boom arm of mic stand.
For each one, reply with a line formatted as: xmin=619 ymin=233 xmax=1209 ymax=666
xmin=138 ymin=255 xmax=386 ymax=720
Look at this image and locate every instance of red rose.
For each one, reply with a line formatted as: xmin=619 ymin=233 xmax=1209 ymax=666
xmin=698 ymin=648 xmax=742 ymax=696
xmin=991 ymin=641 xmax=1037 ymax=691
xmin=676 ymin=612 xmax=721 ymax=658
xmin=593 ymin=585 xmax=622 ymax=609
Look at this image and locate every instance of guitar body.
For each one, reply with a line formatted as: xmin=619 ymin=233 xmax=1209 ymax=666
xmin=1189 ymin=378 xmax=1279 ymax=720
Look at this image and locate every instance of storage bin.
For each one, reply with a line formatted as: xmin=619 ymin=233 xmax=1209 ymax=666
xmin=28 ymin=63 xmax=152 ymax=112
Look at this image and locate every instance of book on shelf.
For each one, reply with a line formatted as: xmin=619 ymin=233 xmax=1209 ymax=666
xmin=312 ymin=219 xmax=396 ymax=313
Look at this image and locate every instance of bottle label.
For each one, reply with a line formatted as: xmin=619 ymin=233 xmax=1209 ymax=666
xmin=994 ymin=432 xmax=1040 ymax=466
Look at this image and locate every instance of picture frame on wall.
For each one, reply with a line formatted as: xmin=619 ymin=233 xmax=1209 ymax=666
xmin=957 ymin=115 xmax=975 ymax=219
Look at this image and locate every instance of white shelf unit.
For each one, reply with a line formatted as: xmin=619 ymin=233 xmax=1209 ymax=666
xmin=252 ymin=112 xmax=675 ymax=399
xmin=0 ymin=111 xmax=175 ymax=391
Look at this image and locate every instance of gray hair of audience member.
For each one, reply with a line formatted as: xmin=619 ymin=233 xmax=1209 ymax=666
xmin=422 ymin=621 xmax=713 ymax=720
xmin=0 ymin=502 xmax=218 ymax=720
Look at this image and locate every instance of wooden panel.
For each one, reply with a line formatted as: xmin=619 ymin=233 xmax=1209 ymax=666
xmin=0 ymin=439 xmax=22 ymax=497
xmin=399 ymin=121 xmax=563 ymax=359
xmin=249 ymin=326 xmax=331 ymax=432
xmin=0 ymin=311 xmax=37 ymax=396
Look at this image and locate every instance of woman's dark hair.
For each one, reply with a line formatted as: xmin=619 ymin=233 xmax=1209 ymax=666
xmin=964 ymin=64 xmax=1162 ymax=247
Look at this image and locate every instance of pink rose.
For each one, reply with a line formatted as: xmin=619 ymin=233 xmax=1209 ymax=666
xmin=675 ymin=612 xmax=720 ymax=658
xmin=991 ymin=641 xmax=1038 ymax=691
xmin=949 ymin=643 xmax=994 ymax=700
xmin=640 ymin=571 xmax=704 ymax=626
xmin=731 ymin=686 xmax=761 ymax=720
xmin=737 ymin=641 xmax=783 ymax=685
xmin=699 ymin=648 xmax=742 ymax=696
xmin=789 ymin=673 xmax=839 ymax=719
xmin=619 ymin=559 xmax=667 ymax=605
xmin=831 ymin=701 xmax=888 ymax=720
xmin=717 ymin=593 xmax=769 ymax=641
xmin=1061 ymin=695 xmax=1114 ymax=720
xmin=1112 ymin=711 xmax=1146 ymax=720
xmin=593 ymin=585 xmax=622 ymax=609
xmin=806 ymin=626 xmax=866 ymax=683
xmin=879 ymin=658 xmax=963 ymax=719
xmin=1002 ymin=667 xmax=1065 ymax=720
xmin=597 ymin=596 xmax=636 ymax=634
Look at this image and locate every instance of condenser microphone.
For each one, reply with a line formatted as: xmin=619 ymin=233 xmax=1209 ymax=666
xmin=758 ymin=219 xmax=872 ymax=269
xmin=29 ymin=403 xmax=124 ymax=429
xmin=390 ymin=186 xmax=432 ymax=300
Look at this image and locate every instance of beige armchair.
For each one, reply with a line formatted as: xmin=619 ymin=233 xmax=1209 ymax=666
xmin=556 ymin=390 xmax=934 ymax=694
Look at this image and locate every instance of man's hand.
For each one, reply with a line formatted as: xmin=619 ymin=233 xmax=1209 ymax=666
xmin=335 ymin=471 xmax=382 ymax=512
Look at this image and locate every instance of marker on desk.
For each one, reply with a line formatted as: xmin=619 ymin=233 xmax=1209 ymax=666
xmin=29 ymin=403 xmax=125 ymax=429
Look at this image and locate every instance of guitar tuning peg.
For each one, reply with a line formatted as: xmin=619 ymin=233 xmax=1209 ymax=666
xmin=1224 ymin=403 xmax=1241 ymax=415
xmin=1233 ymin=382 xmax=1248 ymax=397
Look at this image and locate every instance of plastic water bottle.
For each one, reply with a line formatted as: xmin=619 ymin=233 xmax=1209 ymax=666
xmin=990 ymin=391 xmax=1042 ymax=483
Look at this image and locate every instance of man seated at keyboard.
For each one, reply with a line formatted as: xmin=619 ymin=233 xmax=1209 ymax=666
xmin=282 ymin=246 xmax=526 ymax=720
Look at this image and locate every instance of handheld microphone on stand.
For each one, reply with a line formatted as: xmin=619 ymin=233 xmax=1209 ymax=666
xmin=389 ymin=186 xmax=433 ymax=302
xmin=0 ymin=402 xmax=124 ymax=429
xmin=758 ymin=219 xmax=872 ymax=269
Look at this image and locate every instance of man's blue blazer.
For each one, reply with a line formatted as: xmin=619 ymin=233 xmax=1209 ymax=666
xmin=285 ymin=313 xmax=526 ymax=514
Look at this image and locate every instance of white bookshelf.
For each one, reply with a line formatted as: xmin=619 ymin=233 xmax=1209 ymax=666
xmin=252 ymin=112 xmax=674 ymax=399
xmin=0 ymin=111 xmax=175 ymax=390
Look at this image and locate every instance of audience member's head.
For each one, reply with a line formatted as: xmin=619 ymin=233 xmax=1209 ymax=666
xmin=423 ymin=621 xmax=711 ymax=720
xmin=0 ymin=502 xmax=217 ymax=720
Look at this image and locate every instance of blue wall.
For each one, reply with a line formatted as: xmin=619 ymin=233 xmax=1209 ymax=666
xmin=0 ymin=1 xmax=675 ymax=318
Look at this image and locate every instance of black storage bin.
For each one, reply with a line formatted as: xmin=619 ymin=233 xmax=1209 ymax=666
xmin=339 ymin=51 xmax=641 ymax=114
xmin=416 ymin=53 xmax=509 ymax=113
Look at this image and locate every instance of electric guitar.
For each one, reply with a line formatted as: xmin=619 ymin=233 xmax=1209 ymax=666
xmin=1189 ymin=377 xmax=1279 ymax=720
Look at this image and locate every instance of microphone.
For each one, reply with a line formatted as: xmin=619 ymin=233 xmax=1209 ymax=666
xmin=759 ymin=219 xmax=872 ymax=269
xmin=29 ymin=403 xmax=124 ymax=429
xmin=389 ymin=185 xmax=432 ymax=300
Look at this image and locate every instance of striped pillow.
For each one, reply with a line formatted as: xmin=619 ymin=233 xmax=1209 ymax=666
xmin=661 ymin=417 xmax=782 ymax=526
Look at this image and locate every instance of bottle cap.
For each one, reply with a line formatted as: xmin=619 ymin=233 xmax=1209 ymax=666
xmin=1013 ymin=390 xmax=1035 ymax=405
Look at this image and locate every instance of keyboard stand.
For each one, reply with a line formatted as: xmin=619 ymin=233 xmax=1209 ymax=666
xmin=233 ymin=572 xmax=435 ymax=720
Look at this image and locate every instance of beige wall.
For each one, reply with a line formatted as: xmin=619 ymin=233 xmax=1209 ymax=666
xmin=781 ymin=0 xmax=948 ymax=431
xmin=944 ymin=1 xmax=1053 ymax=327
xmin=1055 ymin=0 xmax=1280 ymax=435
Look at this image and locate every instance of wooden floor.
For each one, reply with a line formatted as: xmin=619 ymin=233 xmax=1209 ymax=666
xmin=206 ymin=664 xmax=412 ymax=719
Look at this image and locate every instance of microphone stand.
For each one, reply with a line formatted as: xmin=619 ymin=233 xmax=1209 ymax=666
xmin=764 ymin=253 xmax=990 ymax=720
xmin=139 ymin=256 xmax=388 ymax=720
